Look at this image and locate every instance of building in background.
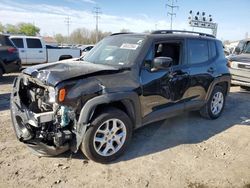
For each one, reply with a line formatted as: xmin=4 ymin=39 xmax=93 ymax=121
xmin=42 ymin=36 xmax=58 ymax=46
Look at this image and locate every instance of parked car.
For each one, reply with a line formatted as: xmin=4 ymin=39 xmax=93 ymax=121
xmin=228 ymin=39 xmax=250 ymax=90
xmin=0 ymin=34 xmax=21 ymax=77
xmin=79 ymin=45 xmax=94 ymax=56
xmin=9 ymin=36 xmax=81 ymax=65
xmin=233 ymin=39 xmax=250 ymax=55
xmin=11 ymin=30 xmax=230 ymax=163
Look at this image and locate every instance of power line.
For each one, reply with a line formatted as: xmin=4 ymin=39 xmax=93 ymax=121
xmin=93 ymin=7 xmax=102 ymax=43
xmin=64 ymin=16 xmax=71 ymax=43
xmin=166 ymin=0 xmax=179 ymax=30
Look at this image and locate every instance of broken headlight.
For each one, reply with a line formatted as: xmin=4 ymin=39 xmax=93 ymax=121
xmin=37 ymin=70 xmax=50 ymax=83
xmin=48 ymin=87 xmax=56 ymax=103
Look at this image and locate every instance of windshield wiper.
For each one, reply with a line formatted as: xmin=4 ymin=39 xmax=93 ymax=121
xmin=118 ymin=67 xmax=131 ymax=71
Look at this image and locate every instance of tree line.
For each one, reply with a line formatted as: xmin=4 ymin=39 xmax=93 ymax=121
xmin=0 ymin=22 xmax=152 ymax=45
xmin=0 ymin=22 xmax=112 ymax=44
xmin=54 ymin=28 xmax=112 ymax=45
xmin=0 ymin=22 xmax=40 ymax=36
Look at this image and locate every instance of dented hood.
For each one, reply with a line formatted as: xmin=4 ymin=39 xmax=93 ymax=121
xmin=23 ymin=60 xmax=118 ymax=86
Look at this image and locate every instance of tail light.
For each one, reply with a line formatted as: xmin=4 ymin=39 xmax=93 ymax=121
xmin=7 ymin=47 xmax=18 ymax=54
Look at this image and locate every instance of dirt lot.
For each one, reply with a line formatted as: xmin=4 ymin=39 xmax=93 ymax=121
xmin=0 ymin=73 xmax=250 ymax=188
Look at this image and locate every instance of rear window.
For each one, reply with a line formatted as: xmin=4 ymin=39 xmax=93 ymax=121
xmin=11 ymin=38 xmax=24 ymax=48
xmin=0 ymin=35 xmax=14 ymax=47
xmin=26 ymin=38 xmax=42 ymax=48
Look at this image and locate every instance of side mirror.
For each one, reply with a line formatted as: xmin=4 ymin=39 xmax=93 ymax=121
xmin=153 ymin=57 xmax=173 ymax=70
xmin=234 ymin=47 xmax=241 ymax=54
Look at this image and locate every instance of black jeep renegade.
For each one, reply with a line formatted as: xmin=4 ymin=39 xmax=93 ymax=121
xmin=11 ymin=30 xmax=231 ymax=163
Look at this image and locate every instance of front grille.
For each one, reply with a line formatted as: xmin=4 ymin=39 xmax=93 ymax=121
xmin=238 ymin=63 xmax=250 ymax=70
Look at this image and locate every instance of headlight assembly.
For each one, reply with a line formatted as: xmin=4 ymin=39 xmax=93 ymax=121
xmin=48 ymin=87 xmax=56 ymax=103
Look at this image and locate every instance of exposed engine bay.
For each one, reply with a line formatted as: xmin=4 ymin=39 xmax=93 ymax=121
xmin=11 ymin=75 xmax=76 ymax=153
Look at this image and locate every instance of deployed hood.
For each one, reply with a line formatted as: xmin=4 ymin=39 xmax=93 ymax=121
xmin=23 ymin=60 xmax=118 ymax=86
xmin=230 ymin=53 xmax=250 ymax=63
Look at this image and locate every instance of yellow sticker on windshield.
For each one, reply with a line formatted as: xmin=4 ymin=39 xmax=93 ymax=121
xmin=120 ymin=43 xmax=139 ymax=50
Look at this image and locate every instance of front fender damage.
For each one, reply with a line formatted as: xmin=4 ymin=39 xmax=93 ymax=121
xmin=10 ymin=75 xmax=93 ymax=156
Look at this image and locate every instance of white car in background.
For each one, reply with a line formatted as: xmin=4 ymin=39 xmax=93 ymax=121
xmin=10 ymin=36 xmax=81 ymax=65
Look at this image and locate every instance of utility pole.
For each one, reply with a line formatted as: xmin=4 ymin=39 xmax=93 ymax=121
xmin=155 ymin=23 xmax=158 ymax=30
xmin=64 ymin=16 xmax=71 ymax=44
xmin=166 ymin=0 xmax=179 ymax=30
xmin=93 ymin=7 xmax=102 ymax=43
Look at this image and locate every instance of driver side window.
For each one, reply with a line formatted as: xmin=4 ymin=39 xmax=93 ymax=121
xmin=144 ymin=42 xmax=181 ymax=70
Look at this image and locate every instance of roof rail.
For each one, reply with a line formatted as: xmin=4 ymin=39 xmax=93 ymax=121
xmin=110 ymin=32 xmax=134 ymax=36
xmin=151 ymin=30 xmax=215 ymax=38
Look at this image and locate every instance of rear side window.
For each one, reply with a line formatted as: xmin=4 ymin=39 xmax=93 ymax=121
xmin=0 ymin=37 xmax=4 ymax=46
xmin=209 ymin=41 xmax=217 ymax=59
xmin=0 ymin=35 xmax=13 ymax=47
xmin=188 ymin=40 xmax=209 ymax=64
xmin=11 ymin=38 xmax=24 ymax=48
xmin=26 ymin=38 xmax=42 ymax=48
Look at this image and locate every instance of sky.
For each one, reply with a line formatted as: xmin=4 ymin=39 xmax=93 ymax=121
xmin=0 ymin=0 xmax=249 ymax=41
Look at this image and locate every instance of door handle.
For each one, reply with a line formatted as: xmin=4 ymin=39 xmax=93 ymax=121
xmin=207 ymin=67 xmax=214 ymax=74
xmin=39 ymin=50 xmax=43 ymax=53
xmin=21 ymin=50 xmax=25 ymax=53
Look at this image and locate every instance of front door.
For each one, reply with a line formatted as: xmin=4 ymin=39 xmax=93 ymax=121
xmin=140 ymin=40 xmax=190 ymax=123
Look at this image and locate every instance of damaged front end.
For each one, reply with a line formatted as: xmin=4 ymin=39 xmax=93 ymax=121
xmin=11 ymin=75 xmax=77 ymax=156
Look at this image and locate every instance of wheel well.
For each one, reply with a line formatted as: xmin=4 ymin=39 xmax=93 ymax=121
xmin=90 ymin=101 xmax=135 ymax=127
xmin=59 ymin=55 xmax=72 ymax=61
xmin=215 ymin=82 xmax=229 ymax=95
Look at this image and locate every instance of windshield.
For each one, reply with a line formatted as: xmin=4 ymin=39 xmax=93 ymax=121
xmin=243 ymin=42 xmax=250 ymax=53
xmin=83 ymin=35 xmax=145 ymax=67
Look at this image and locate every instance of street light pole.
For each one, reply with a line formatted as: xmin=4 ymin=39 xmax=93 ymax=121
xmin=188 ymin=11 xmax=218 ymax=37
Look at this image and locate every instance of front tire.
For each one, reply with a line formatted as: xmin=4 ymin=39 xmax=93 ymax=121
xmin=80 ymin=108 xmax=133 ymax=163
xmin=200 ymin=86 xmax=225 ymax=119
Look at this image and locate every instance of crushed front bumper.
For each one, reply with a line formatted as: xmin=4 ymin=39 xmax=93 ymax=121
xmin=10 ymin=76 xmax=70 ymax=156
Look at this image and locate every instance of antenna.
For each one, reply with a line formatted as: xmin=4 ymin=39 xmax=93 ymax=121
xmin=93 ymin=6 xmax=102 ymax=43
xmin=166 ymin=0 xmax=179 ymax=30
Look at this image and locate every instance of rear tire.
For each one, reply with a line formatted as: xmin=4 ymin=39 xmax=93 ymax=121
xmin=200 ymin=86 xmax=225 ymax=119
xmin=80 ymin=108 xmax=132 ymax=163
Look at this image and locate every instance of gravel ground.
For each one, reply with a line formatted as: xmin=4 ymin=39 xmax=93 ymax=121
xmin=0 ymin=73 xmax=250 ymax=188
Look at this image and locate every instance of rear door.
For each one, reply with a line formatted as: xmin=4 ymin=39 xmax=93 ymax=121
xmin=25 ymin=38 xmax=46 ymax=64
xmin=10 ymin=37 xmax=27 ymax=64
xmin=185 ymin=39 xmax=216 ymax=107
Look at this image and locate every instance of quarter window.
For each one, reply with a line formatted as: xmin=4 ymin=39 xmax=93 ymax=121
xmin=26 ymin=39 xmax=42 ymax=48
xmin=188 ymin=40 xmax=209 ymax=64
xmin=209 ymin=41 xmax=217 ymax=59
